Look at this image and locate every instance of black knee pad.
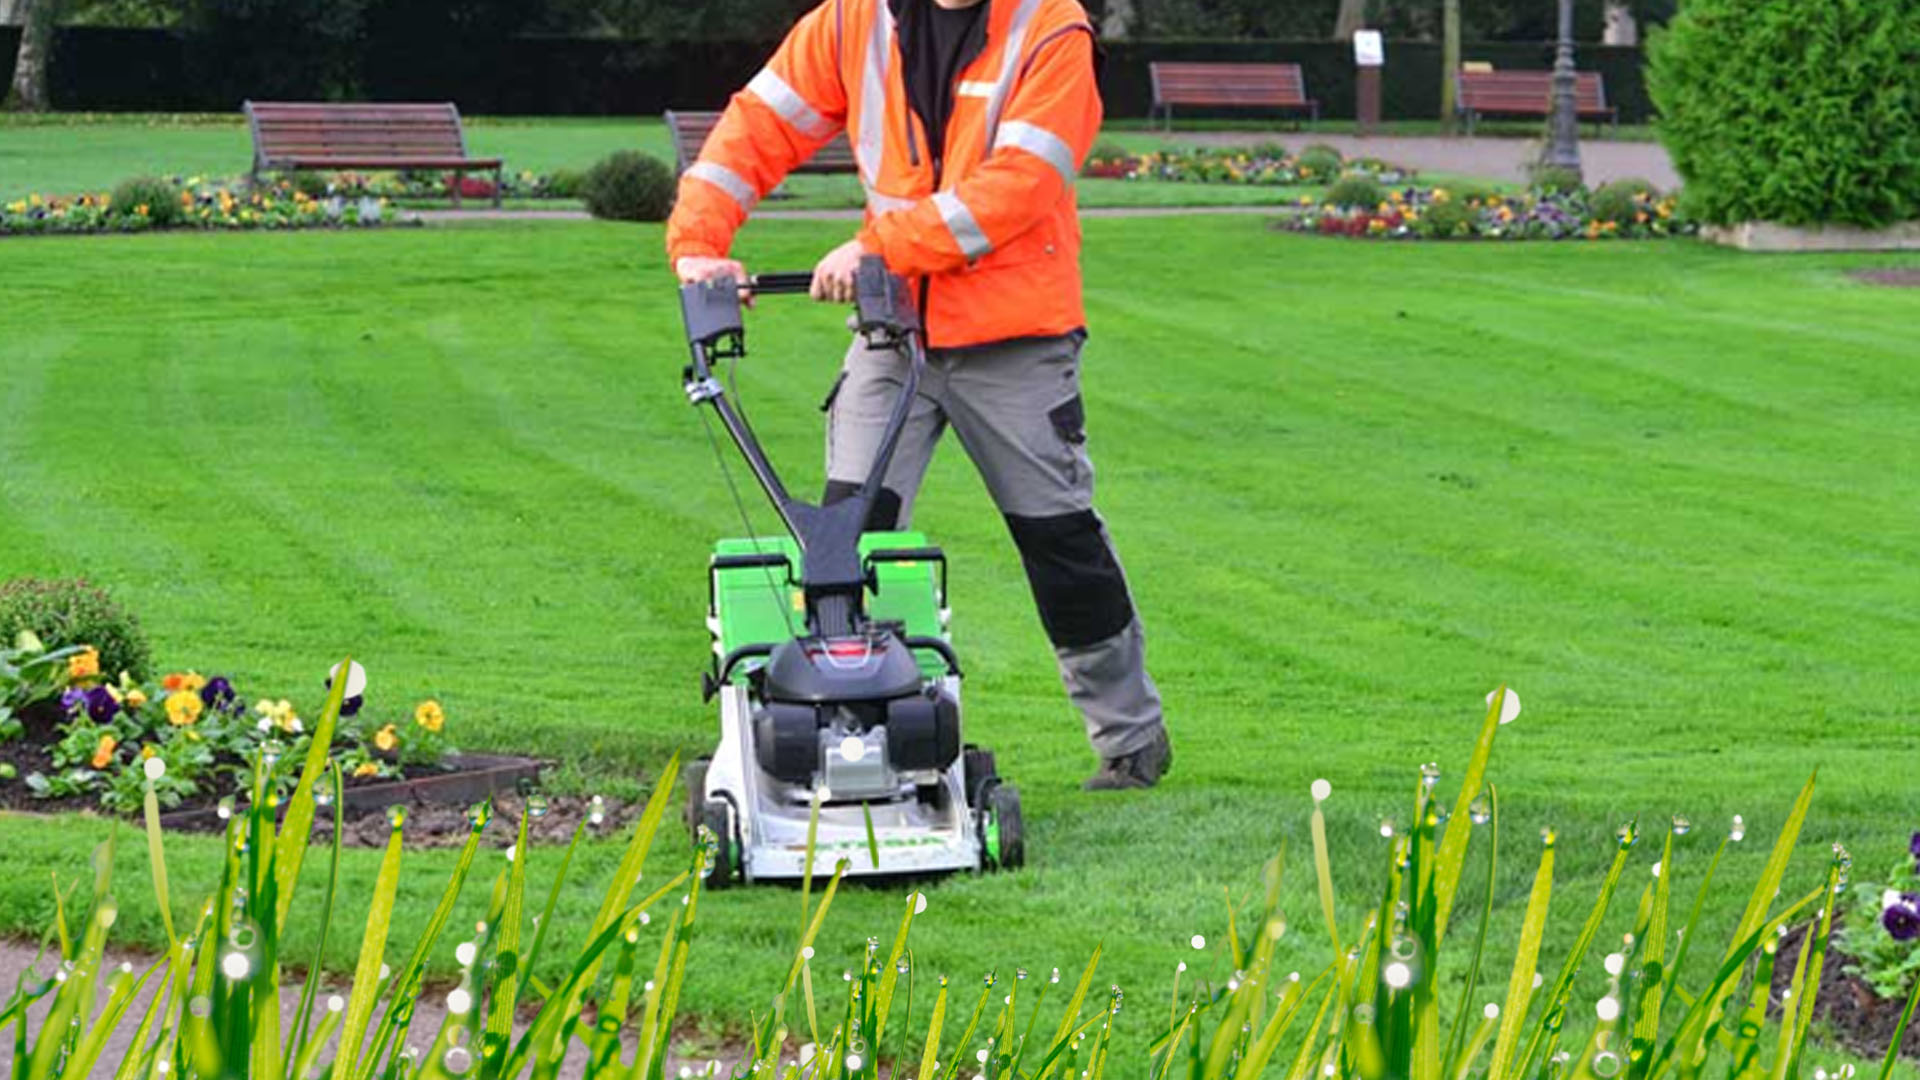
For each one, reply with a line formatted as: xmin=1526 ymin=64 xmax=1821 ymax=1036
xmin=822 ymin=481 xmax=904 ymax=532
xmin=1003 ymin=510 xmax=1135 ymax=649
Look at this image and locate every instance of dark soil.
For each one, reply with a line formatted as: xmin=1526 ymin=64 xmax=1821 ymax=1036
xmin=1773 ymin=919 xmax=1920 ymax=1062
xmin=1851 ymin=269 xmax=1920 ymax=288
xmin=307 ymin=792 xmax=658 ymax=850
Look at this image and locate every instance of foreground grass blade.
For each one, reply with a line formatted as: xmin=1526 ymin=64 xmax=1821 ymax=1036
xmin=1433 ymin=688 xmax=1507 ymax=944
xmin=1784 ymin=861 xmax=1839 ymax=1080
xmin=287 ymin=764 xmax=345 ymax=1080
xmin=1444 ymin=786 xmax=1499 ymax=1078
xmin=275 ymin=657 xmax=351 ymax=927
xmin=337 ymin=811 xmax=406 ymax=1080
xmin=362 ymin=818 xmax=487 ymax=1079
xmin=482 ymin=806 xmax=532 ymax=1077
xmin=1514 ymin=829 xmax=1636 ymax=1080
xmin=1487 ymin=832 xmax=1554 ymax=1080
xmin=141 ymin=774 xmax=176 ymax=947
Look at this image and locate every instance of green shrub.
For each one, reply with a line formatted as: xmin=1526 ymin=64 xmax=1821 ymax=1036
xmin=581 ymin=150 xmax=676 ymax=222
xmin=289 ymin=170 xmax=331 ymax=199
xmin=1296 ymin=143 xmax=1344 ymax=178
xmin=1648 ymin=0 xmax=1920 ymax=227
xmin=109 ymin=175 xmax=184 ymax=226
xmin=545 ymin=167 xmax=584 ymax=198
xmin=1529 ymin=164 xmax=1586 ymax=197
xmin=1417 ymin=196 xmax=1479 ymax=239
xmin=1589 ymin=178 xmax=1661 ymax=224
xmin=1325 ymin=175 xmax=1385 ymax=209
xmin=0 ymin=577 xmax=150 ymax=682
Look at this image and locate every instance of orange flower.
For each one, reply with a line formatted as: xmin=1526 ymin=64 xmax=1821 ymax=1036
xmin=414 ymin=700 xmax=445 ymax=733
xmin=68 ymin=647 xmax=100 ymax=682
xmin=373 ymin=724 xmax=399 ymax=752
xmin=161 ymin=672 xmax=206 ymax=694
xmin=164 ymin=691 xmax=203 ymax=727
xmin=354 ymin=762 xmax=380 ymax=778
xmin=91 ymin=734 xmax=118 ymax=769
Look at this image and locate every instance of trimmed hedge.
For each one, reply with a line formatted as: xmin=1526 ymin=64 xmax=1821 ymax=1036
xmin=0 ymin=25 xmax=1656 ymax=122
xmin=1648 ymin=0 xmax=1920 ymax=228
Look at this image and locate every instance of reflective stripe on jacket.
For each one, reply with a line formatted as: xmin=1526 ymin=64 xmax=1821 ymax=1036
xmin=665 ymin=0 xmax=1101 ymax=349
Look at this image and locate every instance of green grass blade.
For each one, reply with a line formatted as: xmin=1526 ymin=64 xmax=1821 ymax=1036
xmin=872 ymin=891 xmax=919 ymax=1046
xmin=1434 ymin=688 xmax=1507 ymax=944
xmin=1515 ymin=831 xmax=1636 ymax=1080
xmin=1875 ymin=926 xmax=1920 ymax=1080
xmin=862 ymin=799 xmax=881 ymax=870
xmin=1629 ymin=825 xmax=1677 ymax=1080
xmin=913 ymin=980 xmax=944 ymax=1080
xmin=1311 ymin=792 xmax=1344 ymax=964
xmin=482 ymin=806 xmax=532 ymax=1076
xmin=1033 ymin=945 xmax=1102 ymax=1080
xmin=939 ymin=982 xmax=997 ymax=1080
xmin=287 ymin=763 xmax=345 ymax=1080
xmin=1726 ymin=775 xmax=1816 ymax=959
xmin=1487 ymin=835 xmax=1554 ymax=1080
xmin=1239 ymin=968 xmax=1323 ymax=1080
xmin=336 ymin=811 xmax=406 ymax=1080
xmin=65 ymin=955 xmax=164 ymax=1080
xmin=1770 ymin=890 xmax=1817 ymax=1080
xmin=141 ymin=775 xmax=176 ymax=948
xmin=1784 ymin=863 xmax=1839 ymax=1080
xmin=1646 ymin=887 xmax=1821 ymax=1080
xmin=1445 ymin=786 xmax=1500 ymax=1079
xmin=362 ymin=819 xmax=487 ymax=1080
xmin=274 ymin=656 xmax=350 ymax=928
xmin=521 ymin=819 xmax=586 ymax=1002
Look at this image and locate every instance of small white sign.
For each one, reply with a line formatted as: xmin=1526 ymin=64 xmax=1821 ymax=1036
xmin=1353 ymin=30 xmax=1385 ymax=67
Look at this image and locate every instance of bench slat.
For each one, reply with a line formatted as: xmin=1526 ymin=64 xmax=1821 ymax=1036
xmin=664 ymin=110 xmax=858 ymax=176
xmin=245 ymin=100 xmax=500 ymax=205
xmin=1148 ymin=62 xmax=1316 ymax=126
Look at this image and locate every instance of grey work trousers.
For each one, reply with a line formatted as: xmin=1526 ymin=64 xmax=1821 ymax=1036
xmin=823 ymin=332 xmax=1165 ymax=760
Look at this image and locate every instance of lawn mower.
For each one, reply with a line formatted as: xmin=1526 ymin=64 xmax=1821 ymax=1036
xmin=675 ymin=256 xmax=1023 ymax=887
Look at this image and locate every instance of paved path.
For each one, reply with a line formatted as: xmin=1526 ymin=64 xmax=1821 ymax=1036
xmin=0 ymin=938 xmax=719 ymax=1079
xmin=408 ymin=203 xmax=1297 ymax=224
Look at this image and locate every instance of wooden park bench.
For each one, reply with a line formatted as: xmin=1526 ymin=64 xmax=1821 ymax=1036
xmin=664 ymin=109 xmax=859 ymax=176
xmin=1148 ymin=62 xmax=1319 ymax=131
xmin=1454 ymin=69 xmax=1617 ymax=136
xmin=243 ymin=101 xmax=503 ymax=207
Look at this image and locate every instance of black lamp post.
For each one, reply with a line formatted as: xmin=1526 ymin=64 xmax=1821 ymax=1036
xmin=1541 ymin=0 xmax=1584 ymax=176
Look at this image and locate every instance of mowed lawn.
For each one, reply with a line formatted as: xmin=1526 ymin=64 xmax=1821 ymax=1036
xmin=2 ymin=218 xmax=1918 ymax=1064
xmin=0 ymin=117 xmax=1318 ymax=208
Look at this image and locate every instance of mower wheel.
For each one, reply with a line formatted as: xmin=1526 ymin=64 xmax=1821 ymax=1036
xmin=684 ymin=758 xmax=710 ymax=839
xmin=984 ymin=783 xmax=1024 ymax=871
xmin=699 ymin=799 xmax=736 ymax=889
xmin=963 ymin=746 xmax=998 ymax=807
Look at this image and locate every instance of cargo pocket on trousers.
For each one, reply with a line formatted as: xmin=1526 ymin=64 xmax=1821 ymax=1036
xmin=1048 ymin=395 xmax=1087 ymax=445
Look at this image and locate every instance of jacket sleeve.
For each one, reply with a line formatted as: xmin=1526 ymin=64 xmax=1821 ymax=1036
xmin=665 ymin=0 xmax=848 ymax=263
xmin=857 ymin=25 xmax=1100 ymax=275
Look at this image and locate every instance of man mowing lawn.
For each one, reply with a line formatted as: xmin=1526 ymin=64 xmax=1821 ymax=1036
xmin=667 ymin=0 xmax=1173 ymax=791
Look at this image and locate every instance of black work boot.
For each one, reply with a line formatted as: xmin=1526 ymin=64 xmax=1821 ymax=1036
xmin=1082 ymin=727 xmax=1173 ymax=791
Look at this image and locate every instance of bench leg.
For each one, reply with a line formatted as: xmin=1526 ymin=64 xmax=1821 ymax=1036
xmin=494 ymin=165 xmax=503 ymax=209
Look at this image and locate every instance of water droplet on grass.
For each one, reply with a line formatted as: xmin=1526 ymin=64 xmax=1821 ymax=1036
xmin=1310 ymin=779 xmax=1331 ymax=802
xmin=1593 ymin=1051 xmax=1623 ymax=1078
xmin=1469 ymin=795 xmax=1492 ymax=825
xmin=387 ymin=805 xmax=407 ymax=828
xmin=1730 ymin=815 xmax=1746 ymax=842
xmin=527 ymin=793 xmax=550 ymax=818
xmin=589 ymin=794 xmax=606 ymax=826
xmin=444 ymin=1047 xmax=474 ymax=1074
xmin=1191 ymin=934 xmax=1206 ymax=949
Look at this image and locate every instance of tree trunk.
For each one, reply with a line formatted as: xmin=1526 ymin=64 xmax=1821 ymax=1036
xmin=1332 ymin=0 xmax=1367 ymax=40
xmin=1440 ymin=0 xmax=1461 ymax=131
xmin=5 ymin=0 xmax=54 ymax=112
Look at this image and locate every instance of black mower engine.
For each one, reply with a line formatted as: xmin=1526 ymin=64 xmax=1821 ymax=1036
xmin=752 ymin=629 xmax=961 ymax=800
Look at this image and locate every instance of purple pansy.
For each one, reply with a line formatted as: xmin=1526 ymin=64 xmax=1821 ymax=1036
xmin=1886 ymin=897 xmax=1920 ymax=942
xmin=61 ymin=688 xmax=86 ymax=715
xmin=341 ymin=695 xmax=364 ymax=718
xmin=82 ymin=686 xmax=120 ymax=724
xmin=200 ymin=676 xmax=236 ymax=710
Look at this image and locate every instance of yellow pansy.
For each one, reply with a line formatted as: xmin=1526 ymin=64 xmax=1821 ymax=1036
xmin=414 ymin=700 xmax=445 ymax=733
xmin=165 ymin=691 xmax=204 ymax=727
xmin=374 ymin=724 xmax=399 ymax=752
xmin=69 ymin=647 xmax=100 ymax=682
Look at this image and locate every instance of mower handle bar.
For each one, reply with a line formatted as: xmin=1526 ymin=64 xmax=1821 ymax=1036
xmin=746 ymin=271 xmax=817 ymax=296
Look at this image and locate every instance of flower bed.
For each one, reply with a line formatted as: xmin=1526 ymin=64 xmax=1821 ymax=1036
xmin=1281 ymin=183 xmax=1696 ymax=242
xmin=0 ymin=634 xmax=456 ymax=813
xmin=1 ymin=176 xmax=400 ymax=236
xmin=1082 ymin=144 xmax=1411 ymax=187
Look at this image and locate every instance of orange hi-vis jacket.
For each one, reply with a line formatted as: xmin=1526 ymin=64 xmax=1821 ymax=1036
xmin=665 ymin=0 xmax=1102 ymax=349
